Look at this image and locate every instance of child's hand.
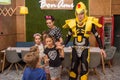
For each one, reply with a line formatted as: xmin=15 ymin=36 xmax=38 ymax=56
xmin=45 ymin=59 xmax=49 ymax=64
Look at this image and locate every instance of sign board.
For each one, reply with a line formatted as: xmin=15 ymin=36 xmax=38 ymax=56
xmin=39 ymin=0 xmax=74 ymax=10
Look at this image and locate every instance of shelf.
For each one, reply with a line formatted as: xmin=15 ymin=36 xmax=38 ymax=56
xmin=104 ymin=21 xmax=112 ymax=47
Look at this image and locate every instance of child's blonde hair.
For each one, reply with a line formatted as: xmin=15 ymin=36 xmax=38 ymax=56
xmin=30 ymin=46 xmax=39 ymax=53
xmin=23 ymin=52 xmax=39 ymax=69
xmin=23 ymin=46 xmax=40 ymax=68
xmin=33 ymin=33 xmax=41 ymax=38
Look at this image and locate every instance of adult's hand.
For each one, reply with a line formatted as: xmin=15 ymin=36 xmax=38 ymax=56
xmin=100 ymin=49 xmax=107 ymax=58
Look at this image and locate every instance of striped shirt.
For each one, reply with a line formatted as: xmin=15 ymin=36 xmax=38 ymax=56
xmin=49 ymin=27 xmax=62 ymax=42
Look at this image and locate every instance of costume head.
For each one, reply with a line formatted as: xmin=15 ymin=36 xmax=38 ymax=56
xmin=75 ymin=2 xmax=87 ymax=23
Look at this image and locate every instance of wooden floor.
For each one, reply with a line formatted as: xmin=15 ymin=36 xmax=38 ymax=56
xmin=0 ymin=51 xmax=120 ymax=80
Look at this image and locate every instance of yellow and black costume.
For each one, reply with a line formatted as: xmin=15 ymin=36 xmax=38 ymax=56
xmin=63 ymin=2 xmax=103 ymax=80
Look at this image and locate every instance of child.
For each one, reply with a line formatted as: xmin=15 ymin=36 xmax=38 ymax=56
xmin=22 ymin=51 xmax=46 ymax=80
xmin=42 ymin=31 xmax=51 ymax=80
xmin=33 ymin=33 xmax=46 ymax=68
xmin=44 ymin=35 xmax=64 ymax=80
xmin=42 ymin=30 xmax=49 ymax=46
xmin=33 ymin=33 xmax=45 ymax=58
xmin=33 ymin=33 xmax=51 ymax=80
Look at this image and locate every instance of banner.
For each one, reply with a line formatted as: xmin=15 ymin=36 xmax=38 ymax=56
xmin=39 ymin=0 xmax=74 ymax=10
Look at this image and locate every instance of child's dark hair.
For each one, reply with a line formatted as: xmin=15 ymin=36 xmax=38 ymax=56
xmin=42 ymin=30 xmax=49 ymax=42
xmin=45 ymin=35 xmax=55 ymax=44
xmin=42 ymin=30 xmax=49 ymax=35
xmin=44 ymin=15 xmax=55 ymax=21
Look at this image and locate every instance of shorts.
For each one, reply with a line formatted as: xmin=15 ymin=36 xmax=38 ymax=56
xmin=49 ymin=66 xmax=61 ymax=78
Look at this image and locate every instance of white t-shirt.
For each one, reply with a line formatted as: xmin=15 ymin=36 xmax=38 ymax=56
xmin=35 ymin=44 xmax=45 ymax=58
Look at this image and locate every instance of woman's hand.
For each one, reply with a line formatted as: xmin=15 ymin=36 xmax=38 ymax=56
xmin=55 ymin=41 xmax=64 ymax=49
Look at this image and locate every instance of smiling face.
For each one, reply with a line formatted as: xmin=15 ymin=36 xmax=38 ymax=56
xmin=46 ymin=19 xmax=55 ymax=29
xmin=34 ymin=35 xmax=41 ymax=45
xmin=45 ymin=37 xmax=54 ymax=47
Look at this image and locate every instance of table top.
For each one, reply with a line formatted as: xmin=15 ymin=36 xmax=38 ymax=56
xmin=64 ymin=47 xmax=101 ymax=53
xmin=1 ymin=47 xmax=30 ymax=53
xmin=1 ymin=46 xmax=101 ymax=53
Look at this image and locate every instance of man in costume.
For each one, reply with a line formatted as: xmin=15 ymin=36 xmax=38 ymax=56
xmin=63 ymin=2 xmax=106 ymax=80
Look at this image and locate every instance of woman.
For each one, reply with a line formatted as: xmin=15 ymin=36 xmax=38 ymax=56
xmin=45 ymin=15 xmax=63 ymax=44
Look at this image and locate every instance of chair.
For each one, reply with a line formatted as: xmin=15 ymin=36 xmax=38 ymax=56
xmin=89 ymin=52 xmax=101 ymax=80
xmin=104 ymin=46 xmax=116 ymax=68
xmin=21 ymin=50 xmax=29 ymax=60
xmin=21 ymin=50 xmax=29 ymax=71
xmin=5 ymin=50 xmax=23 ymax=74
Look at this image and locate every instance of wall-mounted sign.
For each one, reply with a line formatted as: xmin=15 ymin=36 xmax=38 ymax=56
xmin=39 ymin=0 xmax=74 ymax=10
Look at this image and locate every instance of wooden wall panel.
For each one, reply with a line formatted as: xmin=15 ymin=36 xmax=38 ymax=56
xmin=16 ymin=33 xmax=26 ymax=42
xmin=0 ymin=16 xmax=17 ymax=50
xmin=111 ymin=5 xmax=120 ymax=14
xmin=16 ymin=15 xmax=26 ymax=41
xmin=16 ymin=16 xmax=25 ymax=33
xmin=0 ymin=1 xmax=17 ymax=50
xmin=16 ymin=0 xmax=26 ymax=42
xmin=0 ymin=35 xmax=16 ymax=50
xmin=89 ymin=0 xmax=111 ymax=16
xmin=2 ymin=16 xmax=16 ymax=34
xmin=112 ymin=0 xmax=120 ymax=5
xmin=111 ymin=0 xmax=120 ymax=15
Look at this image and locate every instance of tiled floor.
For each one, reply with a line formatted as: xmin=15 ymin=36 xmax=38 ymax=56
xmin=0 ymin=51 xmax=120 ymax=80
